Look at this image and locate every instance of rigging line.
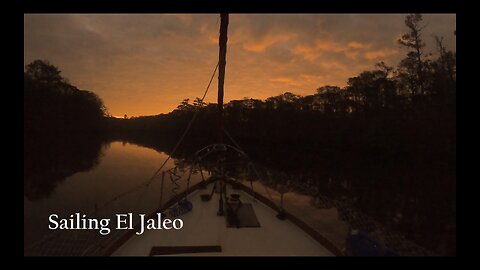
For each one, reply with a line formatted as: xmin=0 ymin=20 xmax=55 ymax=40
xmin=262 ymin=172 xmax=278 ymax=209
xmin=222 ymin=127 xmax=279 ymax=204
xmin=223 ymin=128 xmax=248 ymax=158
xmin=92 ymin=61 xmax=219 ymax=213
xmin=145 ymin=61 xmax=219 ymax=187
xmin=159 ymin=171 xmax=165 ymax=208
xmin=48 ymin=60 xmax=220 ymax=234
xmin=26 ymin=27 xmax=221 ymax=258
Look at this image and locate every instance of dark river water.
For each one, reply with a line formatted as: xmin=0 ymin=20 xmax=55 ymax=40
xmin=24 ymin=140 xmax=455 ymax=256
xmin=24 ymin=141 xmax=204 ymax=251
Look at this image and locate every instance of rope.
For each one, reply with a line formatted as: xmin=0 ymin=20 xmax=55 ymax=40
xmin=26 ymin=15 xmax=221 ymax=255
xmin=260 ymin=170 xmax=277 ymax=206
xmin=159 ymin=171 xmax=165 ymax=208
xmin=199 ymin=165 xmax=206 ymax=181
xmin=223 ymin=127 xmax=281 ymax=205
xmin=185 ymin=163 xmax=194 ymax=198
xmin=223 ymin=128 xmax=248 ymax=157
xmin=144 ymin=61 xmax=219 ymax=187
xmin=86 ymin=61 xmax=219 ymax=213
xmin=25 ymin=62 xmax=219 ymax=255
xmin=169 ymin=167 xmax=183 ymax=196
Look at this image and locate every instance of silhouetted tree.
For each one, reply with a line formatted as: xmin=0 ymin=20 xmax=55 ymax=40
xmin=316 ymin=86 xmax=343 ymax=114
xmin=429 ymin=36 xmax=456 ymax=107
xmin=176 ymin=98 xmax=193 ymax=111
xmin=347 ymin=71 xmax=392 ymax=112
xmin=24 ymin=59 xmax=107 ymax=135
xmin=193 ymin=97 xmax=206 ymax=109
xmin=398 ymin=14 xmax=428 ymax=98
xmin=25 ymin=60 xmax=63 ymax=85
xmin=373 ymin=62 xmax=398 ymax=110
xmin=265 ymin=92 xmax=301 ymax=111
xmin=24 ymin=60 xmax=108 ymax=201
xmin=103 ymin=14 xmax=455 ymax=255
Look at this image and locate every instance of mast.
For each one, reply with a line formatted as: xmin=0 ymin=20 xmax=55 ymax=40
xmin=217 ymin=13 xmax=228 ymax=144
xmin=216 ymin=13 xmax=229 ymax=216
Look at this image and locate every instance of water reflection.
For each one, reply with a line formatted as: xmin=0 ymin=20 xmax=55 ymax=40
xmin=24 ymin=134 xmax=106 ymax=201
xmin=24 ymin=139 xmax=195 ymax=253
xmin=247 ymin=164 xmax=455 ymax=256
xmin=24 ymin=137 xmax=455 ymax=256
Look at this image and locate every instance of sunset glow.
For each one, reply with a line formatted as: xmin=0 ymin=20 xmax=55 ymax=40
xmin=24 ymin=14 xmax=456 ymax=116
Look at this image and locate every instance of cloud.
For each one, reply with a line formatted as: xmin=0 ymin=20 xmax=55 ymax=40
xmin=320 ymin=61 xmax=347 ymax=70
xmin=24 ymin=14 xmax=456 ymax=116
xmin=348 ymin=41 xmax=371 ymax=49
xmin=344 ymin=51 xmax=360 ymax=60
xmin=293 ymin=39 xmax=347 ymax=61
xmin=294 ymin=39 xmax=374 ymax=62
xmin=243 ymin=33 xmax=295 ymax=52
xmin=268 ymin=74 xmax=326 ymax=89
xmin=364 ymin=48 xmax=399 ymax=60
xmin=299 ymin=74 xmax=325 ymax=85
xmin=269 ymin=77 xmax=302 ymax=87
xmin=293 ymin=44 xmax=320 ymax=61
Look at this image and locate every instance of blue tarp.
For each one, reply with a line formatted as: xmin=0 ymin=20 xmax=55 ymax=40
xmin=346 ymin=232 xmax=398 ymax=256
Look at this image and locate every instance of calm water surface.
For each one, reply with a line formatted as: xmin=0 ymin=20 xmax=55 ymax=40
xmin=24 ymin=140 xmax=442 ymax=256
xmin=24 ymin=141 xmax=203 ymax=249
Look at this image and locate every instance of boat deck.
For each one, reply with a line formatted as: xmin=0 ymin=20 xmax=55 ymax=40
xmin=112 ymin=182 xmax=335 ymax=256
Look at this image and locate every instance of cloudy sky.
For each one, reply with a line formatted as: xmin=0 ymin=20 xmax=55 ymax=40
xmin=24 ymin=14 xmax=455 ymax=117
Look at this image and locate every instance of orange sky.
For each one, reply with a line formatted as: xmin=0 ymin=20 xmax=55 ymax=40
xmin=24 ymin=14 xmax=456 ymax=117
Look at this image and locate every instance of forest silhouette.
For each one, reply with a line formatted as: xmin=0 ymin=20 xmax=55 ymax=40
xmin=24 ymin=15 xmax=455 ymax=255
xmin=24 ymin=60 xmax=107 ymax=200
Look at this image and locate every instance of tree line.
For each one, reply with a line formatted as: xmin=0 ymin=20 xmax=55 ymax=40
xmin=24 ymin=59 xmax=107 ymax=137
xmin=107 ymin=14 xmax=455 ymax=255
xmin=24 ymin=59 xmax=108 ymax=201
xmin=24 ymin=14 xmax=455 ymax=254
xmin=110 ymin=14 xmax=455 ymax=169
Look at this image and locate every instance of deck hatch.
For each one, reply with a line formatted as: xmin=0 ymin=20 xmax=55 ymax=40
xmin=226 ymin=203 xmax=261 ymax=228
xmin=149 ymin=245 xmax=222 ymax=256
